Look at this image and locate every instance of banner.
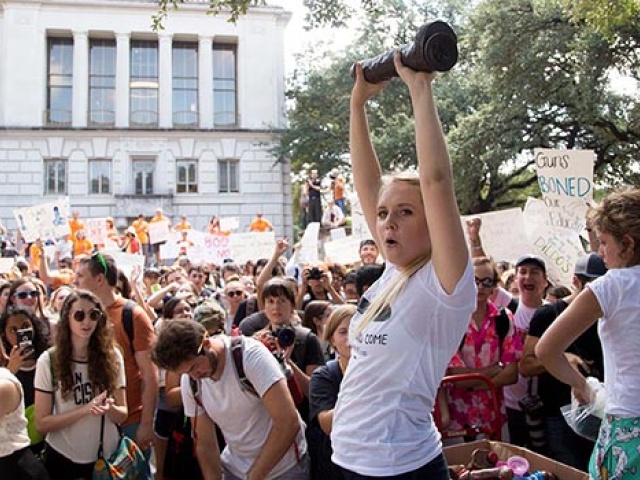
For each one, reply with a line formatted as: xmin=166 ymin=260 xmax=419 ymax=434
xmin=13 ymin=198 xmax=71 ymax=242
xmin=461 ymin=208 xmax=532 ymax=264
xmin=149 ymin=220 xmax=171 ymax=244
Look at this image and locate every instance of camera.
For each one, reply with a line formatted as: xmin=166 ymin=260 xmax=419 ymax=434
xmin=519 ymin=394 xmax=546 ymax=449
xmin=17 ymin=328 xmax=34 ymax=355
xmin=272 ymin=325 xmax=296 ymax=349
xmin=351 ymin=20 xmax=458 ymax=84
xmin=308 ymin=267 xmax=324 ymax=281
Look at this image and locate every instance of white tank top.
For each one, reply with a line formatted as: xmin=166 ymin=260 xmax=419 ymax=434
xmin=0 ymin=368 xmax=30 ymax=457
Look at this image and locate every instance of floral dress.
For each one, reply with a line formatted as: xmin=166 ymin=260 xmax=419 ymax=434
xmin=445 ymin=302 xmax=522 ymax=434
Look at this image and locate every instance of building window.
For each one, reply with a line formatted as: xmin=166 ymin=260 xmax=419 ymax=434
xmin=44 ymin=159 xmax=67 ymax=195
xmin=89 ymin=39 xmax=116 ymax=126
xmin=218 ymin=159 xmax=239 ymax=193
xmin=133 ymin=159 xmax=154 ymax=195
xmin=212 ymin=44 xmax=237 ymax=127
xmin=130 ymin=40 xmax=158 ymax=127
xmin=173 ymin=42 xmax=198 ymax=127
xmin=176 ymin=160 xmax=198 ymax=193
xmin=89 ymin=159 xmax=111 ymax=194
xmin=46 ymin=38 xmax=73 ymax=126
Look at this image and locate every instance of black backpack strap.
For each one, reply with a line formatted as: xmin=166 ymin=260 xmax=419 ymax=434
xmin=507 ymin=297 xmax=519 ymax=314
xmin=230 ymin=337 xmax=259 ymax=398
xmin=122 ymin=300 xmax=137 ymax=356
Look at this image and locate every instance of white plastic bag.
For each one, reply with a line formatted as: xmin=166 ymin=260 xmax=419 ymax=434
xmin=561 ymin=377 xmax=606 ymax=441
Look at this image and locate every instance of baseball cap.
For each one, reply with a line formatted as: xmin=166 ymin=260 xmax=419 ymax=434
xmin=515 ymin=254 xmax=546 ymax=273
xmin=193 ymin=301 xmax=226 ymax=335
xmin=574 ymin=253 xmax=607 ymax=278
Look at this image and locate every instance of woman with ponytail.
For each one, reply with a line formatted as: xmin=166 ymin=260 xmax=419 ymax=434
xmin=330 ymin=53 xmax=476 ymax=479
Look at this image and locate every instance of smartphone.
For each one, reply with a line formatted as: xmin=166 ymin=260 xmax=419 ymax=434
xmin=16 ymin=328 xmax=34 ymax=356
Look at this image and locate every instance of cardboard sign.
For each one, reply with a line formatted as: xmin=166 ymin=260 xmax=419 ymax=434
xmin=529 ymin=225 xmax=585 ymax=286
xmin=13 ymin=198 xmax=71 ymax=242
xmin=103 ymin=250 xmax=146 ymax=280
xmin=523 ymin=197 xmax=587 ymax=235
xmin=533 ymin=149 xmax=594 ymax=206
xmin=296 ymin=223 xmax=320 ymax=265
xmin=349 ymin=194 xmax=373 ymax=240
xmin=148 ymin=220 xmax=171 ymax=244
xmin=324 ymin=235 xmax=363 ymax=265
xmin=461 ymin=208 xmax=532 ymax=264
xmin=219 ymin=217 xmax=239 ymax=232
xmin=229 ymin=232 xmax=275 ymax=265
xmin=330 ymin=227 xmax=347 ymax=241
xmin=85 ymin=218 xmax=108 ymax=245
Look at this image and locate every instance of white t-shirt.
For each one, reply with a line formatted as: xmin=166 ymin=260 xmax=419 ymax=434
xmin=34 ymin=349 xmax=126 ymax=463
xmin=181 ymin=336 xmax=307 ymax=479
xmin=590 ymin=266 xmax=640 ymax=417
xmin=331 ymin=260 xmax=476 ymax=476
xmin=0 ymin=368 xmax=30 ymax=457
xmin=503 ymin=301 xmax=544 ymax=410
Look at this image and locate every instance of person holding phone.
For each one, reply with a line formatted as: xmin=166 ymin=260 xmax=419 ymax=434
xmin=34 ymin=290 xmax=127 ymax=480
xmin=0 ymin=306 xmax=51 ymax=454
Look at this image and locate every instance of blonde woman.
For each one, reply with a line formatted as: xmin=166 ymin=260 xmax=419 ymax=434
xmin=330 ymin=54 xmax=476 ymax=479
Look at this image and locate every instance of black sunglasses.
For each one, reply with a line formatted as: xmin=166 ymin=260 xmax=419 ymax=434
xmin=474 ymin=276 xmax=497 ymax=288
xmin=73 ymin=308 xmax=104 ymax=322
xmin=226 ymin=290 xmax=244 ymax=298
xmin=13 ymin=290 xmax=41 ymax=300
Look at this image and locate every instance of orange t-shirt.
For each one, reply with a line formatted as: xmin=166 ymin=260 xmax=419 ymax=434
xmin=250 ymin=218 xmax=272 ymax=232
xmin=50 ymin=269 xmax=74 ymax=290
xmin=29 ymin=244 xmax=41 ymax=272
xmin=333 ymin=177 xmax=345 ymax=200
xmin=150 ymin=215 xmax=169 ymax=224
xmin=175 ymin=220 xmax=192 ymax=232
xmin=73 ymin=238 xmax=93 ymax=256
xmin=106 ymin=297 xmax=156 ymax=426
xmin=68 ymin=218 xmax=85 ymax=242
xmin=132 ymin=219 xmax=149 ymax=244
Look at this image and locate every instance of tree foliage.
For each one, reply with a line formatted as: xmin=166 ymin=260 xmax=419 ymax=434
xmin=276 ymin=0 xmax=639 ymax=213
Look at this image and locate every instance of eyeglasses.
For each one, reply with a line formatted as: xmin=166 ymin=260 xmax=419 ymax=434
xmin=474 ymin=277 xmax=497 ymax=288
xmin=226 ymin=290 xmax=244 ymax=298
xmin=73 ymin=308 xmax=104 ymax=322
xmin=91 ymin=251 xmax=108 ymax=276
xmin=13 ymin=290 xmax=41 ymax=300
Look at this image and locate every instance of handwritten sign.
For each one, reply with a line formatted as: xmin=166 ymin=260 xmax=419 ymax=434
xmin=229 ymin=232 xmax=275 ymax=265
xmin=296 ymin=223 xmax=320 ymax=265
xmin=103 ymin=250 xmax=146 ymax=280
xmin=523 ymin=197 xmax=587 ymax=235
xmin=219 ymin=217 xmax=239 ymax=232
xmin=85 ymin=218 xmax=108 ymax=245
xmin=149 ymin=220 xmax=171 ymax=244
xmin=461 ymin=208 xmax=532 ymax=263
xmin=349 ymin=194 xmax=373 ymax=240
xmin=324 ymin=235 xmax=363 ymax=265
xmin=13 ymin=198 xmax=71 ymax=242
xmin=529 ymin=225 xmax=585 ymax=286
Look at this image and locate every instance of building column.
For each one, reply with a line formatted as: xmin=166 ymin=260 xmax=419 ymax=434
xmin=198 ymin=35 xmax=213 ymax=129
xmin=115 ymin=32 xmax=130 ymax=128
xmin=158 ymin=32 xmax=173 ymax=128
xmin=72 ymin=30 xmax=89 ymax=127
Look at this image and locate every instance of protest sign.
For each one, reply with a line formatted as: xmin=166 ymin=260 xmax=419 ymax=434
xmin=220 ymin=217 xmax=239 ymax=232
xmin=324 ymin=236 xmax=363 ymax=265
xmin=85 ymin=218 xmax=107 ymax=245
xmin=159 ymin=241 xmax=180 ymax=260
xmin=330 ymin=227 xmax=347 ymax=241
xmin=349 ymin=194 xmax=372 ymax=240
xmin=201 ymin=233 xmax=233 ymax=265
xmin=14 ymin=198 xmax=71 ymax=242
xmin=296 ymin=223 xmax=320 ymax=265
xmin=229 ymin=232 xmax=275 ymax=265
xmin=461 ymin=208 xmax=532 ymax=263
xmin=528 ymin=225 xmax=585 ymax=286
xmin=104 ymin=251 xmax=145 ymax=280
xmin=0 ymin=258 xmax=14 ymax=274
xmin=149 ymin=220 xmax=171 ymax=244
xmin=523 ymin=197 xmax=587 ymax=236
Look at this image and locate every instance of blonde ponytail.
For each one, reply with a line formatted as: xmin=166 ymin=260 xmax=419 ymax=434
xmin=354 ymin=254 xmax=429 ymax=336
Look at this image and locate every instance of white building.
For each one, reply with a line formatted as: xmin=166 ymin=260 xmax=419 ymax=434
xmin=0 ymin=0 xmax=292 ymax=235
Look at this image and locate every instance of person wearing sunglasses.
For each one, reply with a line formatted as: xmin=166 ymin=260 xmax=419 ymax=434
xmin=153 ymin=320 xmax=309 ymax=480
xmin=224 ymin=280 xmax=246 ymax=330
xmin=443 ymin=257 xmax=521 ymax=441
xmin=33 ymin=290 xmax=127 ymax=480
xmin=73 ymin=253 xmax=157 ymax=476
xmin=8 ymin=278 xmax=51 ymax=339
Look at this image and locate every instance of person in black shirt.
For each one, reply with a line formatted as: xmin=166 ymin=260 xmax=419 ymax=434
xmin=520 ymin=253 xmax=606 ymax=470
xmin=307 ymin=170 xmax=323 ymax=224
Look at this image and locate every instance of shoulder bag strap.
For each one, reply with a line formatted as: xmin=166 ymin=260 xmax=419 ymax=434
xmin=97 ymin=415 xmax=105 ymax=460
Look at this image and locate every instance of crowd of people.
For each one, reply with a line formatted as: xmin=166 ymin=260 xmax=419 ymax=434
xmin=1 ymin=53 xmax=639 ymax=480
